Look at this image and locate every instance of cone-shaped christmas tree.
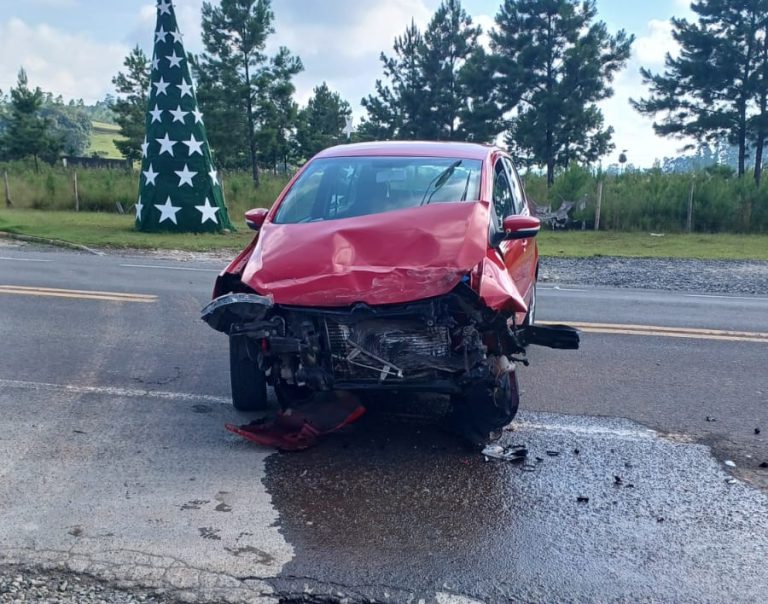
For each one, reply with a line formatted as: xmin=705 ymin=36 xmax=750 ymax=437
xmin=136 ymin=0 xmax=233 ymax=232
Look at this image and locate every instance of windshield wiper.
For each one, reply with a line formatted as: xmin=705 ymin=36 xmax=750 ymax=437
xmin=420 ymin=160 xmax=462 ymax=206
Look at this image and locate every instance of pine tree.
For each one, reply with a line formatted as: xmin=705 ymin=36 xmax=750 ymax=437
xmin=2 ymin=69 xmax=62 ymax=170
xmin=633 ymin=0 xmax=768 ymax=181
xmin=359 ymin=20 xmax=425 ymax=140
xmin=112 ymin=46 xmax=151 ymax=162
xmin=457 ymin=47 xmax=504 ymax=143
xmin=197 ymin=0 xmax=275 ymax=186
xmin=254 ymin=46 xmax=303 ymax=173
xmin=295 ymin=83 xmax=352 ymax=161
xmin=136 ymin=0 xmax=233 ymax=233
xmin=492 ymin=0 xmax=633 ymax=186
xmin=419 ymin=0 xmax=482 ymax=140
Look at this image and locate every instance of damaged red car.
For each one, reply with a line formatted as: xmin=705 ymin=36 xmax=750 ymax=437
xmin=203 ymin=142 xmax=578 ymax=445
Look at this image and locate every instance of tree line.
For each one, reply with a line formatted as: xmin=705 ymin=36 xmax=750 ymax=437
xmin=2 ymin=0 xmax=768 ymax=188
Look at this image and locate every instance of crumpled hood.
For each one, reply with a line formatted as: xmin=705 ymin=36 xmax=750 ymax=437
xmin=241 ymin=201 xmax=491 ymax=307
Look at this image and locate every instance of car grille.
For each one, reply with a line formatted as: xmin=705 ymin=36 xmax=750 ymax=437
xmin=324 ymin=318 xmax=453 ymax=379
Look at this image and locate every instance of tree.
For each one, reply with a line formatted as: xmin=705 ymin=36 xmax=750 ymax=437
xmin=633 ymin=0 xmax=768 ymax=182
xmin=198 ymin=0 xmax=277 ymax=186
xmin=295 ymin=82 xmax=352 ymax=160
xmin=39 ymin=93 xmax=92 ymax=156
xmin=0 ymin=69 xmax=62 ymax=170
xmin=457 ymin=47 xmax=504 ymax=143
xmin=360 ymin=2 xmax=500 ymax=143
xmin=492 ymin=0 xmax=633 ymax=186
xmin=112 ymin=45 xmax=151 ymax=162
xmin=359 ymin=19 xmax=424 ymax=140
xmin=254 ymin=46 xmax=303 ymax=173
xmin=749 ymin=30 xmax=768 ymax=184
xmin=419 ymin=0 xmax=483 ymax=140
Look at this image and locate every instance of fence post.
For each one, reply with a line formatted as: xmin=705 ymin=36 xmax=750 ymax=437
xmin=3 ymin=171 xmax=11 ymax=208
xmin=594 ymin=180 xmax=603 ymax=231
xmin=686 ymin=181 xmax=695 ymax=233
xmin=73 ymin=171 xmax=80 ymax=212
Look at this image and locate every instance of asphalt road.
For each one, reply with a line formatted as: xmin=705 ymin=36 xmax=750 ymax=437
xmin=0 ymin=242 xmax=766 ymax=603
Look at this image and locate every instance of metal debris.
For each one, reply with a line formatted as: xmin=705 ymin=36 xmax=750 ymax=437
xmin=481 ymin=443 xmax=528 ymax=462
xmin=724 ymin=460 xmax=736 ymax=468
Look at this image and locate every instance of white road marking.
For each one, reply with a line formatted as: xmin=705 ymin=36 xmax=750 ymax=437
xmin=119 ymin=263 xmax=220 ymax=273
xmin=684 ymin=293 xmax=768 ymax=301
xmin=514 ymin=420 xmax=657 ymax=441
xmin=0 ymin=378 xmax=231 ymax=405
xmin=0 ymin=256 xmax=52 ymax=262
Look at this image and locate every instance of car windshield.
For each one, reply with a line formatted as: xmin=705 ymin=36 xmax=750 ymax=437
xmin=273 ymin=156 xmax=483 ymax=224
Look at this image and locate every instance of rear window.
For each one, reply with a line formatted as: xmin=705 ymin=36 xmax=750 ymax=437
xmin=273 ymin=156 xmax=483 ymax=224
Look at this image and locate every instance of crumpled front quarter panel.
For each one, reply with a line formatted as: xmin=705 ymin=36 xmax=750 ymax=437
xmin=478 ymin=250 xmax=528 ymax=315
xmin=242 ymin=202 xmax=491 ymax=307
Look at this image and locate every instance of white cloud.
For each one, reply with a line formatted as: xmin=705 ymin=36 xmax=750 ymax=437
xmin=598 ymin=18 xmax=695 ymax=167
xmin=0 ymin=18 xmax=128 ymax=102
xmin=634 ymin=19 xmax=678 ymax=66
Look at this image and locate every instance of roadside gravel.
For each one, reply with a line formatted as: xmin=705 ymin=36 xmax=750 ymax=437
xmin=540 ymin=257 xmax=768 ymax=296
xmin=0 ymin=568 xmax=170 ymax=604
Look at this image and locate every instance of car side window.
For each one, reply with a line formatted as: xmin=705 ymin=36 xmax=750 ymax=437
xmin=503 ymin=157 xmax=525 ymax=214
xmin=493 ymin=159 xmax=514 ymax=221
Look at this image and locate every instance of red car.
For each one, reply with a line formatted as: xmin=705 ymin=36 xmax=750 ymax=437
xmin=203 ymin=142 xmax=578 ymax=444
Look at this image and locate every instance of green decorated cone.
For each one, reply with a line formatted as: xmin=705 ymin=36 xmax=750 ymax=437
xmin=136 ymin=0 xmax=233 ymax=233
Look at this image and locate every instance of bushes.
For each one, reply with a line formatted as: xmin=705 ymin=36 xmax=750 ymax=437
xmin=2 ymin=159 xmax=767 ymax=233
xmin=522 ymin=166 xmax=768 ymax=233
xmin=0 ymin=159 xmax=290 ymax=218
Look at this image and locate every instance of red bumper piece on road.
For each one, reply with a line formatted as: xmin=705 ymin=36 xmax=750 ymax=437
xmin=225 ymin=393 xmax=366 ymax=451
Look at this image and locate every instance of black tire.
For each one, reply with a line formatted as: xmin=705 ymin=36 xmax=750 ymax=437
xmin=449 ymin=360 xmax=520 ymax=447
xmin=229 ymin=336 xmax=268 ymax=411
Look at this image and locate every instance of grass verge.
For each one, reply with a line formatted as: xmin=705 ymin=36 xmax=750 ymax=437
xmin=537 ymin=230 xmax=768 ymax=260
xmin=1 ymin=209 xmax=767 ymax=260
xmin=0 ymin=209 xmax=254 ymax=252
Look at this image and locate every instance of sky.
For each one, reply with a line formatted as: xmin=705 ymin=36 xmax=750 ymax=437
xmin=0 ymin=0 xmax=695 ymax=167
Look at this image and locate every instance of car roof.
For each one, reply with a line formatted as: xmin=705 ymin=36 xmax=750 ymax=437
xmin=314 ymin=141 xmax=497 ymax=161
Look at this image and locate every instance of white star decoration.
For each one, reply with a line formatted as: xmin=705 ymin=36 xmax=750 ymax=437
xmin=135 ymin=196 xmax=144 ymax=221
xmin=141 ymin=136 xmax=149 ymax=158
xmin=149 ymin=104 xmax=164 ymax=123
xmin=155 ymin=26 xmax=168 ymax=44
xmin=155 ymin=134 xmax=177 ymax=156
xmin=170 ymin=29 xmax=183 ymax=44
xmin=195 ymin=198 xmax=219 ymax=224
xmin=166 ymin=50 xmax=183 ymax=68
xmin=177 ymin=80 xmax=193 ymax=97
xmin=151 ymin=56 xmax=159 ymax=71
xmin=209 ymin=168 xmax=219 ymax=187
xmin=169 ymin=105 xmax=189 ymax=123
xmin=152 ymin=77 xmax=170 ymax=96
xmin=157 ymin=0 xmax=172 ymax=16
xmin=175 ymin=164 xmax=197 ymax=187
xmin=155 ymin=197 xmax=181 ymax=224
xmin=142 ymin=164 xmax=159 ymax=186
xmin=183 ymin=134 xmax=204 ymax=156
xmin=191 ymin=108 xmax=204 ymax=124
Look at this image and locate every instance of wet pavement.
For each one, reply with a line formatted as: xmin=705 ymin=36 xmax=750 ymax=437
xmin=264 ymin=404 xmax=768 ymax=603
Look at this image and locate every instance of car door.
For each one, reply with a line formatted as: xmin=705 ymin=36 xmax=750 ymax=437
xmin=494 ymin=156 xmax=536 ymax=305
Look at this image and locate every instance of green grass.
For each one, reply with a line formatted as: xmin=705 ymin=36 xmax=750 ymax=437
xmin=0 ymin=209 xmax=254 ymax=251
xmin=537 ymin=230 xmax=768 ymax=260
xmin=86 ymin=121 xmax=125 ymax=159
xmin=2 ymin=208 xmax=768 ymax=259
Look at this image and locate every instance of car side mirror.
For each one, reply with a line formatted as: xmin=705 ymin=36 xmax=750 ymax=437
xmin=245 ymin=208 xmax=268 ymax=231
xmin=502 ymin=215 xmax=540 ymax=240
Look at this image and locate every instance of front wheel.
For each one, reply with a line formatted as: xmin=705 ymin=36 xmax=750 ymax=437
xmin=229 ymin=336 xmax=268 ymax=411
xmin=449 ymin=356 xmax=520 ymax=447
